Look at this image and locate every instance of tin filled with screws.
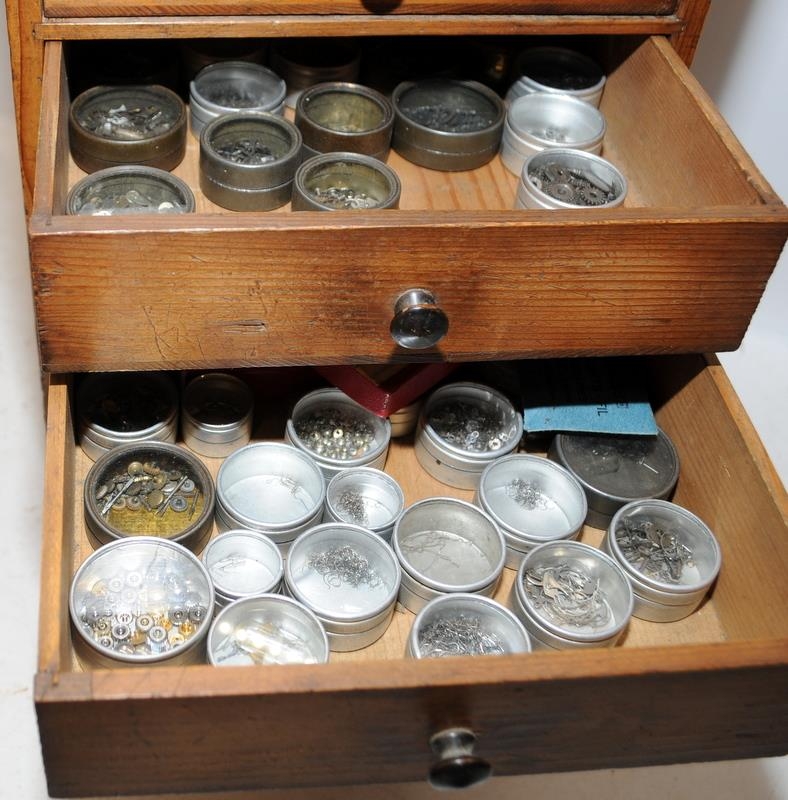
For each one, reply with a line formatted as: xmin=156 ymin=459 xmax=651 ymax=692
xmin=511 ymin=540 xmax=633 ymax=650
xmin=208 ymin=594 xmax=329 ymax=666
xmin=603 ymin=499 xmax=721 ymax=622
xmin=66 ymin=165 xmax=195 ymax=216
xmin=83 ymin=442 xmax=216 ymax=553
xmin=393 ymin=497 xmax=506 ymax=613
xmin=392 ymin=79 xmax=505 ymax=171
xmin=548 ymin=427 xmax=680 ymax=529
xmin=70 ymin=536 xmax=214 ymax=668
xmin=407 ymin=594 xmax=531 ymax=659
xmin=215 ymin=442 xmax=326 ymax=552
xmin=323 ymin=467 xmax=405 ymax=543
xmin=182 ymin=372 xmax=254 ymax=458
xmin=285 ymin=388 xmax=392 ymax=478
xmin=284 ymin=523 xmax=401 ymax=651
xmin=69 ymin=84 xmax=187 ymax=173
xmin=415 ymin=382 xmax=523 ymax=489
xmin=476 ymin=454 xmax=588 ymax=568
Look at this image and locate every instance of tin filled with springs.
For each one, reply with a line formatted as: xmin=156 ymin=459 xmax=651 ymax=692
xmin=285 ymin=387 xmax=392 ymax=478
xmin=407 ymin=594 xmax=531 ymax=660
xmin=393 ymin=497 xmax=506 ymax=614
xmin=207 ymin=594 xmax=329 ymax=667
xmin=603 ymin=499 xmax=721 ymax=622
xmin=69 ymin=84 xmax=187 ymax=173
xmin=70 ymin=536 xmax=214 ymax=669
xmin=83 ymin=442 xmax=216 ymax=553
xmin=511 ymin=540 xmax=633 ymax=650
xmin=284 ymin=523 xmax=402 ymax=651
xmin=415 ymin=382 xmax=523 ymax=489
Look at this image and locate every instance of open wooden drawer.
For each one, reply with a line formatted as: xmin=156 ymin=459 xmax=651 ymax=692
xmin=35 ymin=354 xmax=788 ymax=797
xmin=29 ymin=34 xmax=788 ymax=374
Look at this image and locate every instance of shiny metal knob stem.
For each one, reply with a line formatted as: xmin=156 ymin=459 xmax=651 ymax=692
xmin=390 ymin=289 xmax=449 ymax=350
xmin=428 ymin=727 xmax=492 ymax=790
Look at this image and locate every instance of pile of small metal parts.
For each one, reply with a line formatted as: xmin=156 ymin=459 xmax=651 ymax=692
xmin=418 ymin=613 xmax=505 ymax=658
xmin=505 ymin=478 xmax=554 ymax=512
xmin=527 ymin=159 xmax=617 ymax=206
xmin=529 ymin=68 xmax=595 ymax=92
xmin=78 ymin=103 xmax=176 ymax=140
xmin=308 ymin=185 xmax=378 ymax=209
xmin=211 ymin=619 xmax=319 ymax=666
xmin=336 ymin=489 xmax=370 ymax=526
xmin=295 ymin=408 xmax=376 ymax=459
xmin=77 ymin=187 xmax=181 ymax=215
xmin=403 ymin=104 xmax=495 ymax=133
xmin=215 ymin=137 xmax=277 ymax=165
xmin=527 ymin=126 xmax=569 ymax=143
xmin=428 ymin=400 xmax=509 ymax=453
xmin=308 ymin=544 xmax=382 ymax=589
xmin=524 ymin=561 xmax=611 ymax=630
xmin=76 ymin=565 xmax=208 ymax=657
xmin=202 ymin=84 xmax=263 ymax=108
xmin=615 ymin=517 xmax=694 ymax=583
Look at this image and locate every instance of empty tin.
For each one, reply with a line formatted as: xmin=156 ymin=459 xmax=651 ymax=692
xmin=511 ymin=540 xmax=633 ymax=650
xmin=182 ymin=372 xmax=254 ymax=458
xmin=296 ymin=82 xmax=394 ymax=161
xmin=83 ymin=442 xmax=216 ymax=553
xmin=200 ymin=112 xmax=302 ymax=211
xmin=285 ymin=387 xmax=392 ymax=478
xmin=66 ymin=165 xmax=195 ymax=216
xmin=292 ymin=152 xmax=401 ymax=210
xmin=77 ymin=371 xmax=179 ymax=461
xmin=501 ymin=93 xmax=606 ymax=177
xmin=284 ymin=523 xmax=402 ymax=651
xmin=202 ymin=530 xmax=284 ymax=608
xmin=323 ymin=467 xmax=405 ymax=543
xmin=407 ymin=594 xmax=531 ymax=659
xmin=477 ymin=454 xmax=588 ymax=568
xmin=190 ymin=61 xmax=286 ymax=137
xmin=549 ymin=428 xmax=680 ymax=530
xmin=415 ymin=382 xmax=523 ymax=489
xmin=207 ymin=594 xmax=329 ymax=666
xmin=393 ymin=497 xmax=506 ymax=613
xmin=392 ymin=79 xmax=505 ymax=171
xmin=506 ymin=46 xmax=606 ymax=108
xmin=215 ymin=442 xmax=326 ymax=552
xmin=69 ymin=84 xmax=187 ymax=173
xmin=70 ymin=536 xmax=214 ymax=669
xmin=603 ymin=499 xmax=722 ymax=622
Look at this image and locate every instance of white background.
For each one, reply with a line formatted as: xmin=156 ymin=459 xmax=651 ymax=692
xmin=1 ymin=0 xmax=785 ymax=797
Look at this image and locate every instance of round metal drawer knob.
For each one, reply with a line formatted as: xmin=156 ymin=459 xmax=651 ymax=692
xmin=390 ymin=289 xmax=449 ymax=350
xmin=428 ymin=728 xmax=492 ymax=790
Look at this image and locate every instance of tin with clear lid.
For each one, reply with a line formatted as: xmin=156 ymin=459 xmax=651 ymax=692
xmin=284 ymin=523 xmax=402 ymax=651
xmin=70 ymin=537 xmax=214 ymax=669
xmin=207 ymin=594 xmax=329 ymax=666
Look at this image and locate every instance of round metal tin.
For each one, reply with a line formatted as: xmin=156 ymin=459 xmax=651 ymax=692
xmin=207 ymin=594 xmax=329 ymax=666
xmin=70 ymin=536 xmax=214 ymax=668
xmin=180 ymin=38 xmax=267 ymax=84
xmin=388 ymin=400 xmax=421 ymax=438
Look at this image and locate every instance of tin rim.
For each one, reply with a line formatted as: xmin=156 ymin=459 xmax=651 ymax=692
xmin=509 ymin=46 xmax=606 ymax=102
xmin=182 ymin=372 xmax=254 ymax=440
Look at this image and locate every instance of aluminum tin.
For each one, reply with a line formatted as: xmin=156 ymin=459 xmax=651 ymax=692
xmin=407 ymin=593 xmax=531 ymax=659
xmin=517 ymin=148 xmax=627 ymax=210
xmin=415 ymin=382 xmax=523 ymax=489
xmin=182 ymin=372 xmax=254 ymax=458
xmin=207 ymin=594 xmax=329 ymax=666
xmin=603 ymin=499 xmax=721 ymax=622
xmin=500 ymin=93 xmax=606 ymax=177
xmin=83 ymin=442 xmax=216 ymax=553
xmin=291 ymin=152 xmax=401 ymax=211
xmin=391 ymin=79 xmax=504 ymax=171
xmin=506 ymin=47 xmax=606 ymax=108
xmin=69 ymin=84 xmax=187 ymax=173
xmin=323 ymin=467 xmax=405 ymax=543
xmin=388 ymin=400 xmax=421 ymax=438
xmin=285 ymin=387 xmax=392 ymax=478
xmin=77 ymin=372 xmax=179 ymax=461
xmin=190 ymin=61 xmax=287 ymax=137
xmin=70 ymin=536 xmax=214 ymax=669
xmin=549 ymin=427 xmax=680 ymax=530
xmin=199 ymin=112 xmax=302 ymax=211
xmin=270 ymin=38 xmax=361 ymax=109
xmin=284 ymin=523 xmax=401 ymax=650
xmin=393 ymin=497 xmax=506 ymax=613
xmin=511 ymin=540 xmax=633 ymax=650
xmin=66 ymin=165 xmax=195 ymax=216
xmin=296 ymin=82 xmax=394 ymax=161
xmin=215 ymin=442 xmax=326 ymax=546
xmin=202 ymin=529 xmax=284 ymax=607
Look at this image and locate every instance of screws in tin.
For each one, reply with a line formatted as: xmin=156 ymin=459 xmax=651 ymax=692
xmin=308 ymin=545 xmax=382 ymax=589
xmin=295 ymin=409 xmax=375 ymax=460
xmin=418 ymin=613 xmax=505 ymax=658
xmin=615 ymin=517 xmax=694 ymax=583
xmin=428 ymin=400 xmax=509 ymax=453
xmin=77 ymin=103 xmax=177 ymax=140
xmin=403 ymin=104 xmax=495 ymax=133
xmin=201 ymin=83 xmax=262 ymax=109
xmin=215 ymin=138 xmax=277 ymax=165
xmin=527 ymin=159 xmax=618 ymax=206
xmin=309 ymin=186 xmax=378 ymax=209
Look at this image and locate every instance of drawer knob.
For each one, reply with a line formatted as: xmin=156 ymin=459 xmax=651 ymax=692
xmin=428 ymin=727 xmax=492 ymax=790
xmin=390 ymin=289 xmax=449 ymax=350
